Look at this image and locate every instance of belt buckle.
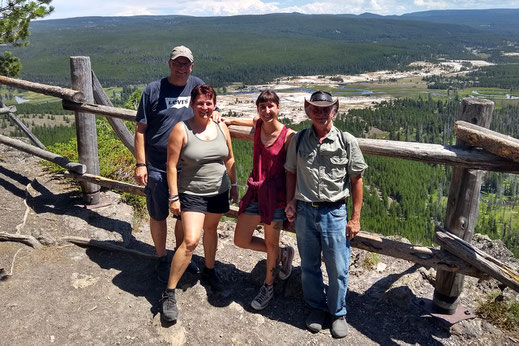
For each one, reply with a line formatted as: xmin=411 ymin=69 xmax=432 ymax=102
xmin=311 ymin=202 xmax=319 ymax=207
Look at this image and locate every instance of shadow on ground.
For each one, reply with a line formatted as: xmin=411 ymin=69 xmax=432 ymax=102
xmin=84 ymin=245 xmax=308 ymax=331
xmin=347 ymin=264 xmax=451 ymax=345
xmin=0 ymin=165 xmax=32 ymax=198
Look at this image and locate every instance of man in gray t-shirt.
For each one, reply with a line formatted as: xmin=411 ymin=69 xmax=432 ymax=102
xmin=134 ymin=45 xmax=203 ymax=282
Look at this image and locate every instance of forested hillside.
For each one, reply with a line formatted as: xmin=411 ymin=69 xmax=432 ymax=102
xmin=4 ymin=12 xmax=516 ymax=88
xmin=398 ymin=9 xmax=519 ymax=34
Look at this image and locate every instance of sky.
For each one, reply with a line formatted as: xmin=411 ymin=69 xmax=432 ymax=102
xmin=44 ymin=0 xmax=519 ymax=20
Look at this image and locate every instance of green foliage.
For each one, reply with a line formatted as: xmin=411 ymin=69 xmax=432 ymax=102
xmin=31 ymin=123 xmax=75 ymax=146
xmin=121 ymin=192 xmax=147 ymax=219
xmin=476 ymin=292 xmax=519 ymax=331
xmin=425 ymin=64 xmax=519 ymax=91
xmin=124 ymin=89 xmax=141 ymax=110
xmin=0 ymin=0 xmax=54 ymax=76
xmin=362 ymin=252 xmax=381 ymax=269
xmin=0 ymin=51 xmax=21 ymax=76
xmin=47 ymin=117 xmax=135 ymax=180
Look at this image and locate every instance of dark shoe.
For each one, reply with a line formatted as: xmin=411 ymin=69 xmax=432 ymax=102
xmin=331 ymin=315 xmax=348 ymax=338
xmin=155 ymin=256 xmax=170 ymax=283
xmin=201 ymin=267 xmax=225 ymax=292
xmin=186 ymin=259 xmax=200 ymax=274
xmin=306 ymin=308 xmax=327 ymax=333
xmin=160 ymin=289 xmax=178 ymax=322
xmin=278 ymin=246 xmax=294 ymax=280
xmin=251 ymin=283 xmax=274 ymax=311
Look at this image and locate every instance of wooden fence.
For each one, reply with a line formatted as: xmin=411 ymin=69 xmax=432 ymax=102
xmin=1 ymin=56 xmax=519 ymax=317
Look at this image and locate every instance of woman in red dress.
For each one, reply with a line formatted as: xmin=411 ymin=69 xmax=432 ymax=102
xmin=226 ymin=89 xmax=295 ymax=310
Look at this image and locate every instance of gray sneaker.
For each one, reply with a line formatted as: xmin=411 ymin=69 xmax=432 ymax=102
xmin=251 ymin=283 xmax=274 ymax=311
xmin=160 ymin=290 xmax=178 ymax=322
xmin=278 ymin=246 xmax=294 ymax=280
xmin=306 ymin=308 xmax=327 ymax=333
xmin=155 ymin=256 xmax=170 ymax=283
xmin=331 ymin=315 xmax=348 ymax=338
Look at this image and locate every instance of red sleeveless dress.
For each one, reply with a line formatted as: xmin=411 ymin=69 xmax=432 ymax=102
xmin=238 ymin=119 xmax=288 ymax=224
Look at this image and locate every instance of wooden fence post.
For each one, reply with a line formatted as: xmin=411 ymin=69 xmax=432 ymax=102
xmin=70 ymin=56 xmax=100 ymax=205
xmin=91 ymin=71 xmax=136 ymax=157
xmin=433 ymin=98 xmax=494 ymax=314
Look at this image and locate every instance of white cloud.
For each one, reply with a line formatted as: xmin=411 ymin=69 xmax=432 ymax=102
xmin=413 ymin=0 xmax=450 ymax=10
xmin=44 ymin=0 xmax=519 ymax=19
xmin=174 ymin=0 xmax=281 ymax=16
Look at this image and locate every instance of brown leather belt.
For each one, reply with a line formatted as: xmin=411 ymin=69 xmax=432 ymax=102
xmin=307 ymin=200 xmax=345 ymax=208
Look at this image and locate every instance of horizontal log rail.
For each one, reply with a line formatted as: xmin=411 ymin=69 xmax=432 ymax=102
xmin=351 ymin=231 xmax=485 ymax=278
xmin=230 ymin=125 xmax=519 ymax=173
xmin=0 ymin=75 xmax=85 ymax=103
xmin=435 ymin=228 xmax=519 ymax=292
xmin=65 ymin=171 xmax=146 ymax=196
xmin=62 ymin=100 xmax=136 ymax=121
xmin=454 ymin=120 xmax=519 ymax=163
xmin=58 ymin=99 xmax=519 ymax=173
xmin=357 ymin=138 xmax=519 ymax=173
xmin=0 ymin=134 xmax=86 ymax=174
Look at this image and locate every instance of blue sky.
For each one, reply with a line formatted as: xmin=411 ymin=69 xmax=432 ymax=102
xmin=45 ymin=0 xmax=519 ymax=19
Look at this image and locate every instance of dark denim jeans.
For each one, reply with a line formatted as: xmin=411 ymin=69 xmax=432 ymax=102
xmin=295 ymin=201 xmax=350 ymax=317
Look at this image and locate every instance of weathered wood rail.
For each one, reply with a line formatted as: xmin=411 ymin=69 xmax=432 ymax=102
xmin=1 ymin=58 xmax=519 ymax=317
xmin=455 ymin=120 xmax=519 ymax=163
xmin=0 ymin=102 xmax=45 ymax=149
xmin=0 ymin=134 xmax=85 ymax=174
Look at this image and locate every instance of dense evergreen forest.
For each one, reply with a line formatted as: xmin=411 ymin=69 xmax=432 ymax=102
xmin=3 ymin=12 xmax=517 ymax=89
xmin=425 ymin=64 xmax=519 ymax=90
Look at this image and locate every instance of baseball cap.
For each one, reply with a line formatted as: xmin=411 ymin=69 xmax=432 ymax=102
xmin=170 ymin=45 xmax=194 ymax=63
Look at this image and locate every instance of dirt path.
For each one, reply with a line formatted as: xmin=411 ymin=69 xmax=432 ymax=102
xmin=1 ymin=143 xmax=518 ymax=345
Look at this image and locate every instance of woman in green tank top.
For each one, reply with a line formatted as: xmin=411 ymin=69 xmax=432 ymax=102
xmin=161 ymin=85 xmax=238 ymax=322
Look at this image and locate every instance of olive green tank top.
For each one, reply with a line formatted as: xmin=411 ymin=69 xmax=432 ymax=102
xmin=178 ymin=121 xmax=230 ymax=196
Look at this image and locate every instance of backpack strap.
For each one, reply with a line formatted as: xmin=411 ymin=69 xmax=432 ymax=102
xmin=295 ymin=128 xmax=307 ymax=155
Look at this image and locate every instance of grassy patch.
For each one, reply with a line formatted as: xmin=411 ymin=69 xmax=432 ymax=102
xmin=362 ymin=252 xmax=381 ymax=269
xmin=476 ymin=291 xmax=519 ymax=331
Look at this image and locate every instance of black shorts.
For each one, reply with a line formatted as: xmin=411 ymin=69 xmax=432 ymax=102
xmin=180 ymin=190 xmax=230 ymax=214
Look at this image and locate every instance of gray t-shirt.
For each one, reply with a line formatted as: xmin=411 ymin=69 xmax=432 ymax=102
xmin=136 ymin=75 xmax=204 ymax=172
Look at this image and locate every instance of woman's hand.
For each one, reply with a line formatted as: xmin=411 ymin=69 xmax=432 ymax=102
xmin=169 ymin=200 xmax=181 ymax=216
xmin=230 ymin=185 xmax=239 ymax=204
xmin=211 ymin=110 xmax=222 ymax=123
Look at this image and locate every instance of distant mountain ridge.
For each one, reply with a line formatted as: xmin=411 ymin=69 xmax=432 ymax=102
xmin=397 ymin=9 xmax=519 ymax=34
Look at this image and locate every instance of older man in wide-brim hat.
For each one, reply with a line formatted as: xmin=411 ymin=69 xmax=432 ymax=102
xmin=285 ymin=90 xmax=368 ymax=338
